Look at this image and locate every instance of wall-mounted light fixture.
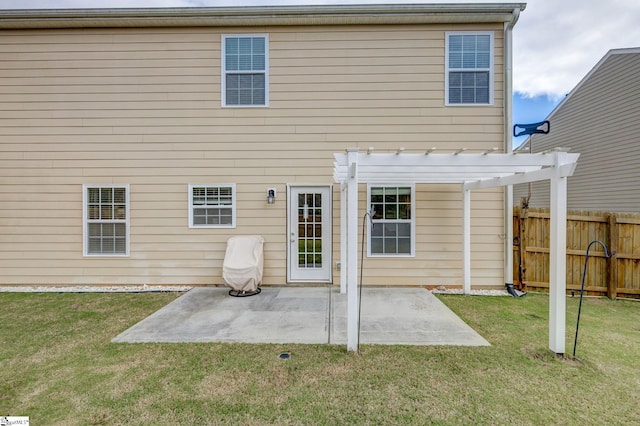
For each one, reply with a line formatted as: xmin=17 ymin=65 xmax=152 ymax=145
xmin=267 ymin=188 xmax=276 ymax=204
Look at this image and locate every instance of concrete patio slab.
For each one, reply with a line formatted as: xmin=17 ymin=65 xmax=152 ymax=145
xmin=330 ymin=288 xmax=490 ymax=346
xmin=112 ymin=286 xmax=490 ymax=347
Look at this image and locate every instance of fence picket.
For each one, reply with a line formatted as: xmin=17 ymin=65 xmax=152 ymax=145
xmin=513 ymin=208 xmax=640 ymax=299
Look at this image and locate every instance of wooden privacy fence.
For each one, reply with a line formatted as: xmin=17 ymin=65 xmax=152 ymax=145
xmin=513 ymin=207 xmax=640 ymax=299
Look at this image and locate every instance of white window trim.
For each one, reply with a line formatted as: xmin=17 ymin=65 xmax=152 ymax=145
xmin=188 ymin=184 xmax=237 ymax=229
xmin=367 ymin=184 xmax=416 ymax=258
xmin=82 ymin=184 xmax=130 ymax=257
xmin=445 ymin=31 xmax=494 ymax=106
xmin=221 ymin=34 xmax=269 ymax=108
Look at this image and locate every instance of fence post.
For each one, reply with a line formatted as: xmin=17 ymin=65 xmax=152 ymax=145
xmin=607 ymin=213 xmax=618 ymax=299
xmin=518 ymin=205 xmax=529 ymax=291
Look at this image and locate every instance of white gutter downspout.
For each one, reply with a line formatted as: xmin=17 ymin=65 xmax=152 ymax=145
xmin=504 ymin=7 xmax=521 ymax=290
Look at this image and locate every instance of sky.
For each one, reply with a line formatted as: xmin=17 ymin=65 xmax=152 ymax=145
xmin=2 ymin=0 xmax=639 ymax=146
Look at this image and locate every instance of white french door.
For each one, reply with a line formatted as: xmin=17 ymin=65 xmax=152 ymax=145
xmin=287 ymin=186 xmax=332 ymax=282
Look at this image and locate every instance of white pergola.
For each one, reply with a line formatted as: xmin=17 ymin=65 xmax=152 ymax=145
xmin=333 ymin=147 xmax=580 ymax=354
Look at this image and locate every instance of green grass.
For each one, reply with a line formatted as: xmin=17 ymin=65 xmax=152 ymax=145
xmin=1 ymin=291 xmax=638 ymax=425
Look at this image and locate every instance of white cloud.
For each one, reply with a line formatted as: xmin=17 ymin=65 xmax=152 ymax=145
xmin=1 ymin=0 xmax=638 ymax=99
xmin=513 ymin=0 xmax=640 ymax=98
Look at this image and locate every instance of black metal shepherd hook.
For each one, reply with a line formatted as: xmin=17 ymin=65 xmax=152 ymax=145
xmin=572 ymin=240 xmax=614 ymax=359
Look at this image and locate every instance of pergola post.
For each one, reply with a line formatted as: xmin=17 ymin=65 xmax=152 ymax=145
xmin=463 ymin=188 xmax=471 ymax=294
xmin=505 ymin=185 xmax=514 ymax=287
xmin=346 ymin=148 xmax=359 ymax=352
xmin=340 ymin=182 xmax=347 ymax=294
xmin=549 ymin=158 xmax=568 ymax=355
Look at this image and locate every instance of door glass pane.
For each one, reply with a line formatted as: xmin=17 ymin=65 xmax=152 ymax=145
xmin=297 ymin=192 xmax=322 ymax=268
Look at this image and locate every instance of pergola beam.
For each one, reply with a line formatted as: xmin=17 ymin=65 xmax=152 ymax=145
xmin=463 ymin=160 xmax=578 ymax=191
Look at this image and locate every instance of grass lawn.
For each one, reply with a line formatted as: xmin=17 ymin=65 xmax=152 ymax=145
xmin=1 ymin=291 xmax=638 ymax=425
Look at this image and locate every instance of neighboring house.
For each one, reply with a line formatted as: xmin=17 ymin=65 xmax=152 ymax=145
xmin=513 ymin=48 xmax=640 ymax=213
xmin=0 ymin=4 xmax=526 ymax=289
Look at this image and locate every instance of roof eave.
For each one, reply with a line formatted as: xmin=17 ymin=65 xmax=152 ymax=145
xmin=0 ymin=4 xmax=527 ymax=29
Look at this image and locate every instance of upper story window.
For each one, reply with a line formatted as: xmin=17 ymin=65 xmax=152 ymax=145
xmin=222 ymin=35 xmax=269 ymax=107
xmin=189 ymin=184 xmax=236 ymax=228
xmin=445 ymin=32 xmax=493 ymax=105
xmin=83 ymin=185 xmax=129 ymax=256
xmin=368 ymin=185 xmax=415 ymax=257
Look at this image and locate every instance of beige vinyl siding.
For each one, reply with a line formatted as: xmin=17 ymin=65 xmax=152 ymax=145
xmin=0 ymin=23 xmax=505 ymax=288
xmin=356 ymin=185 xmax=503 ymax=286
xmin=514 ymin=50 xmax=640 ymax=213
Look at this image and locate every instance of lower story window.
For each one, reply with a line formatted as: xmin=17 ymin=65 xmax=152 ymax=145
xmin=448 ymin=71 xmax=490 ymax=104
xmin=189 ymin=184 xmax=236 ymax=228
xmin=368 ymin=185 xmax=415 ymax=256
xmin=83 ymin=185 xmax=129 ymax=256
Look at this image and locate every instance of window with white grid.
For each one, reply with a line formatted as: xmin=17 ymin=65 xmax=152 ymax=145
xmin=189 ymin=184 xmax=236 ymax=228
xmin=222 ymin=35 xmax=268 ymax=107
xmin=83 ymin=185 xmax=129 ymax=256
xmin=446 ymin=32 xmax=493 ymax=105
xmin=368 ymin=185 xmax=415 ymax=257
